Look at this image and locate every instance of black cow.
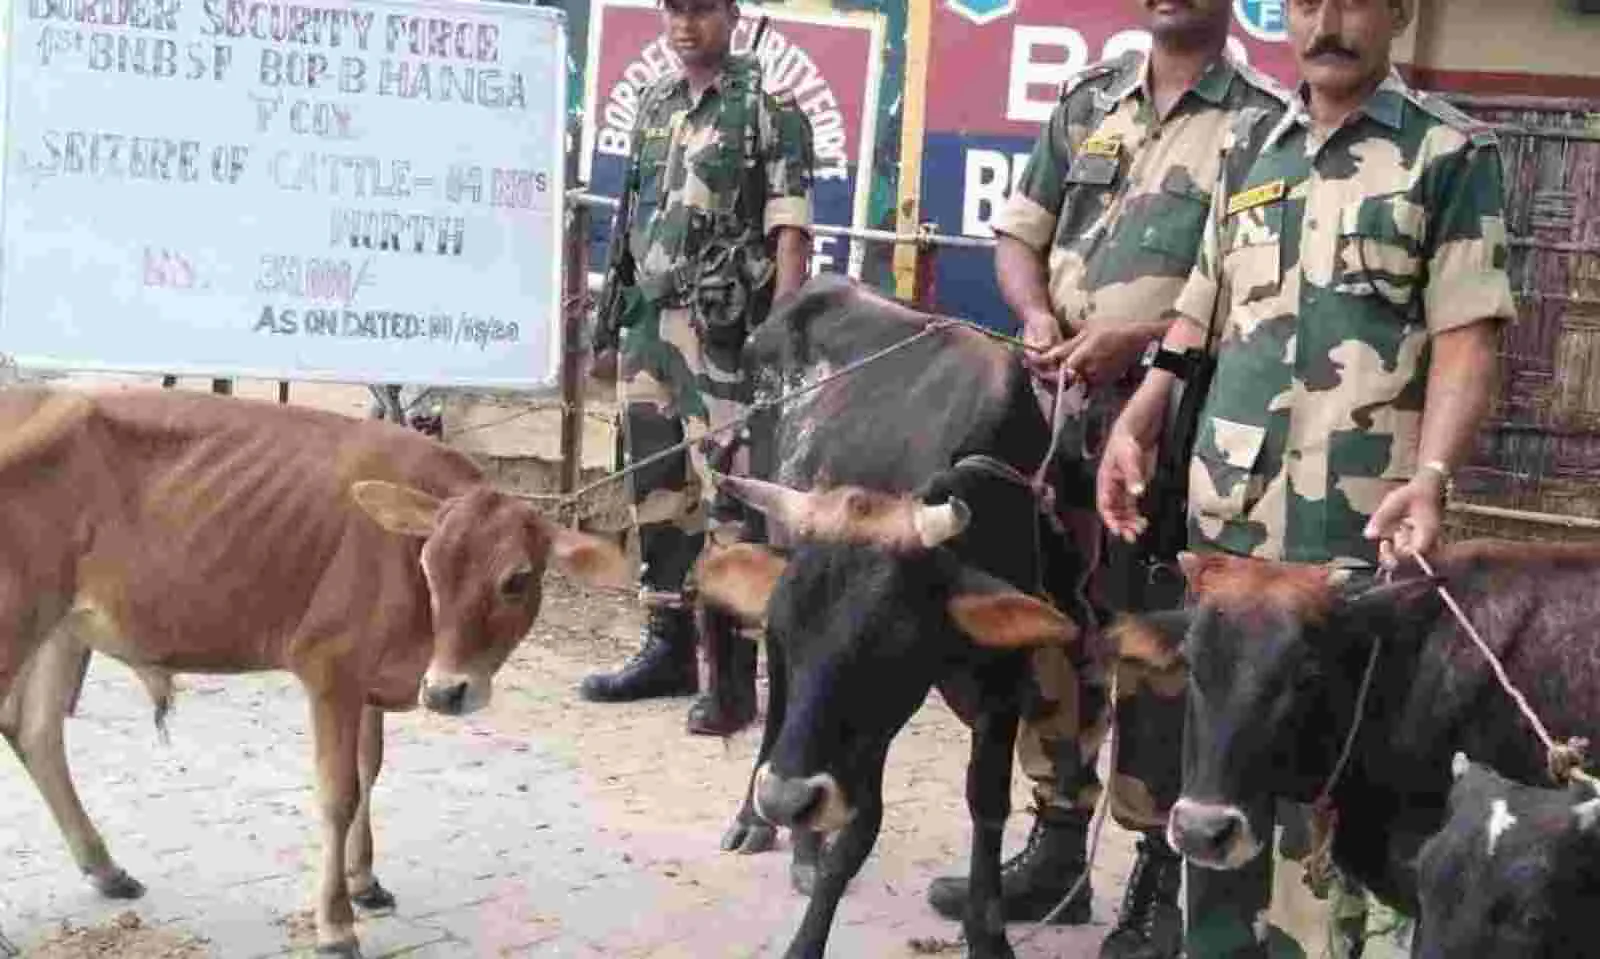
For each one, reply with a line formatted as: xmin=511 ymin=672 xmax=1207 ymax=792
xmin=1114 ymin=543 xmax=1600 ymax=924
xmin=695 ymin=275 xmax=1096 ymax=959
xmin=1413 ymin=751 xmax=1600 ymax=958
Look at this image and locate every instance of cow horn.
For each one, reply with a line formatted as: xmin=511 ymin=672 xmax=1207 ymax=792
xmin=713 ymin=473 xmax=806 ymax=523
xmin=914 ymin=497 xmax=970 ymax=548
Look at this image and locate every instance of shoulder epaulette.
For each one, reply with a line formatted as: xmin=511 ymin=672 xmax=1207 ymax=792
xmin=1411 ymin=90 xmax=1500 ymax=148
xmin=1229 ymin=57 xmax=1295 ymax=109
xmin=1058 ymin=51 xmax=1138 ymax=103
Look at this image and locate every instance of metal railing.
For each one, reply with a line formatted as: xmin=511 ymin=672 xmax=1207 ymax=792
xmin=566 ymin=189 xmax=999 ymax=251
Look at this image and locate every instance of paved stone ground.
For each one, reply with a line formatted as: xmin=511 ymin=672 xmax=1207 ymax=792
xmin=0 ymin=571 xmax=1144 ymax=958
xmin=1 ymin=375 xmax=1143 ymax=957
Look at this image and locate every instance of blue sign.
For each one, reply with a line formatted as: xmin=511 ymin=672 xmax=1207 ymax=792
xmin=945 ymin=0 xmax=1017 ymax=27
xmin=1233 ymin=0 xmax=1287 ymax=42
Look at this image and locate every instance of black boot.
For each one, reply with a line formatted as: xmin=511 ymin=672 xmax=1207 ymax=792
xmin=925 ymin=805 xmax=1093 ymax=924
xmin=578 ymin=606 xmax=699 ymax=702
xmin=1098 ymin=831 xmax=1184 ymax=959
xmin=685 ymin=606 xmax=757 ymax=736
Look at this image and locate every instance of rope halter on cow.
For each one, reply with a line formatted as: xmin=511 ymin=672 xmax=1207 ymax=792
xmin=1410 ymin=551 xmax=1600 ymax=797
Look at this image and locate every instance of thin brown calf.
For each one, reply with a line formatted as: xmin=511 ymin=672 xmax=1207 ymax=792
xmin=0 ymin=387 xmax=626 ymax=956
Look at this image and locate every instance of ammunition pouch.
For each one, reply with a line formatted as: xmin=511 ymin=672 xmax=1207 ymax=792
xmin=638 ymin=211 xmax=775 ymax=352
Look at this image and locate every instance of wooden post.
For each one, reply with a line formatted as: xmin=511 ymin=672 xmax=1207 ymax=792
xmin=913 ymin=229 xmax=939 ymax=310
xmin=278 ymin=381 xmax=290 ymax=404
xmin=892 ymin=0 xmax=933 ymax=300
xmin=558 ymin=118 xmax=588 ymax=502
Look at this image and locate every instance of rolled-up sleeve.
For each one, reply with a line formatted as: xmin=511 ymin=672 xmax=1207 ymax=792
xmin=1173 ymin=174 xmax=1226 ymax=338
xmin=992 ymin=102 xmax=1072 ymax=251
xmin=762 ymin=93 xmax=815 ymax=236
xmin=1423 ymin=141 xmax=1519 ymax=335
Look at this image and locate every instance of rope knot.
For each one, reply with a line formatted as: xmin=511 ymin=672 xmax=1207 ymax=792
xmin=1549 ymin=736 xmax=1592 ymax=786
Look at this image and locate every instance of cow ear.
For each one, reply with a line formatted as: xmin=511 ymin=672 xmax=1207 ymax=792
xmin=696 ymin=543 xmax=788 ymax=624
xmin=945 ymin=566 xmax=1078 ymax=649
xmin=351 ymin=480 xmax=442 ymax=537
xmin=1109 ymin=609 xmax=1192 ymax=673
xmin=1344 ymin=573 xmax=1443 ymax=613
xmin=548 ymin=527 xmax=631 ymax=587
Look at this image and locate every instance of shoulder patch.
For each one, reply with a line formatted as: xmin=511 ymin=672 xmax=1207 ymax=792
xmin=1411 ymin=90 xmax=1500 ymax=148
xmin=1059 ymin=51 xmax=1138 ymax=103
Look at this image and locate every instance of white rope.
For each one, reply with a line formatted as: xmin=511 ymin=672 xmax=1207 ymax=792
xmin=1412 ymin=551 xmax=1600 ymax=794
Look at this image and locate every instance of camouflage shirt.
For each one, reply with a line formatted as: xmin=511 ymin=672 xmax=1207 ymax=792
xmin=625 ymin=53 xmax=815 ymax=284
xmin=992 ymin=49 xmax=1291 ymax=337
xmin=1174 ymin=68 xmax=1519 ymax=566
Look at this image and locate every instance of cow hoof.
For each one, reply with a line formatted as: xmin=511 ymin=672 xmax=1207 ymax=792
xmin=350 ymin=881 xmax=396 ymax=912
xmin=720 ymin=819 xmax=776 ymax=855
xmin=89 ymin=868 xmax=146 ymax=900
xmin=965 ymin=938 xmax=1016 ymax=959
xmin=789 ymin=861 xmax=817 ymax=897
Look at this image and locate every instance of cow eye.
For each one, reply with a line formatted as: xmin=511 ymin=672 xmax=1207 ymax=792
xmin=500 ymin=567 xmax=534 ymax=599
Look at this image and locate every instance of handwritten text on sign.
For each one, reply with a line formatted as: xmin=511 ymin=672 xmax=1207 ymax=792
xmin=0 ymin=0 xmax=567 ymax=388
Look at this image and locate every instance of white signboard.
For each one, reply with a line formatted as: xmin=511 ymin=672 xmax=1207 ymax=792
xmin=0 ymin=0 xmax=567 ymax=388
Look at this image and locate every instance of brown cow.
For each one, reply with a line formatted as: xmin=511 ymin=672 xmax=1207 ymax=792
xmin=0 ymin=386 xmax=626 ymax=956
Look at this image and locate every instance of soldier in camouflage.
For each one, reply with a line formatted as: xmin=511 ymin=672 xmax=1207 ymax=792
xmin=922 ymin=3 xmax=1290 ymax=957
xmin=1099 ymin=0 xmax=1517 ymax=955
xmin=580 ymin=0 xmax=815 ymax=739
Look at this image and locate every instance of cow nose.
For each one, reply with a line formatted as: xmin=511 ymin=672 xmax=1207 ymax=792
xmin=1169 ymin=799 xmax=1251 ymax=866
xmin=754 ymin=766 xmax=823 ymax=827
xmin=423 ymin=680 xmax=469 ymax=715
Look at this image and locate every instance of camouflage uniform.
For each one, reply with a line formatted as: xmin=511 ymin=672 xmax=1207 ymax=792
xmin=581 ymin=52 xmax=813 ymax=710
xmin=1173 ymin=68 xmax=1518 ymax=957
xmin=620 ymin=53 xmax=814 ymax=586
xmin=925 ymin=48 xmax=1290 ymax=941
xmin=993 ymin=47 xmax=1289 ymax=841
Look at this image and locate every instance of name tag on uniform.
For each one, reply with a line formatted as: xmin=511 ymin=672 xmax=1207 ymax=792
xmin=1227 ymin=179 xmax=1286 ymax=217
xmin=1065 ymin=154 xmax=1118 ymax=186
xmin=1081 ymin=133 xmax=1122 ymax=159
xmin=642 ymin=126 xmax=670 ymax=141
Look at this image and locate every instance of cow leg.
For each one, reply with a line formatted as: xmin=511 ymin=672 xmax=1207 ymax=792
xmin=789 ymin=828 xmax=823 ymax=895
xmin=306 ymin=686 xmax=363 ymax=956
xmin=962 ymin=702 xmax=1022 ymax=959
xmin=0 ymin=633 xmax=142 ymax=899
xmin=344 ymin=705 xmax=395 ymax=912
xmin=720 ymin=633 xmax=783 ymax=856
xmin=781 ymin=759 xmax=886 ymax=959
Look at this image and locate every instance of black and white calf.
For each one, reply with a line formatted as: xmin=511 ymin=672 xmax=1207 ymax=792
xmin=1413 ymin=752 xmax=1600 ymax=958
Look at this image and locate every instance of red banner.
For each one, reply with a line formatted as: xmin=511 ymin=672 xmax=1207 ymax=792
xmin=927 ymin=0 xmax=1300 ymax=138
xmin=579 ymin=0 xmax=886 ymax=277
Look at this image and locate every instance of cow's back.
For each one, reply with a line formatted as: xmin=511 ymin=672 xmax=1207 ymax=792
xmin=1 ymin=388 xmax=483 ymax=673
xmin=750 ymin=276 xmax=1043 ymax=493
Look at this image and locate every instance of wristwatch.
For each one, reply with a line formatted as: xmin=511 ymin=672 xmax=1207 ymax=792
xmin=1417 ymin=460 xmax=1454 ymax=503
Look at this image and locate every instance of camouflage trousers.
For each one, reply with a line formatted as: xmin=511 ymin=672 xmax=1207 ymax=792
xmin=1022 ymin=378 xmax=1359 ymax=957
xmin=1020 ymin=376 xmax=1174 ymax=824
xmin=618 ymin=302 xmax=752 ymax=608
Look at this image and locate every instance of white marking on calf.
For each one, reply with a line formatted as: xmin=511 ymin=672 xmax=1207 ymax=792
xmin=1487 ymin=798 xmax=1518 ymax=857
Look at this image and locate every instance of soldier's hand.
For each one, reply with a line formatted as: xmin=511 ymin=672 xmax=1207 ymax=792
xmin=1062 ymin=323 xmax=1155 ymax=387
xmin=1020 ymin=309 xmax=1069 ymax=380
xmin=1365 ymin=476 xmax=1445 ymax=568
xmin=1097 ymin=425 xmax=1154 ymax=544
xmin=589 ymin=347 xmax=619 ymax=383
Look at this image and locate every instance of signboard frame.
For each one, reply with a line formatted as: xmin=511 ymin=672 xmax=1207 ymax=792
xmin=0 ymin=0 xmax=570 ymax=390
